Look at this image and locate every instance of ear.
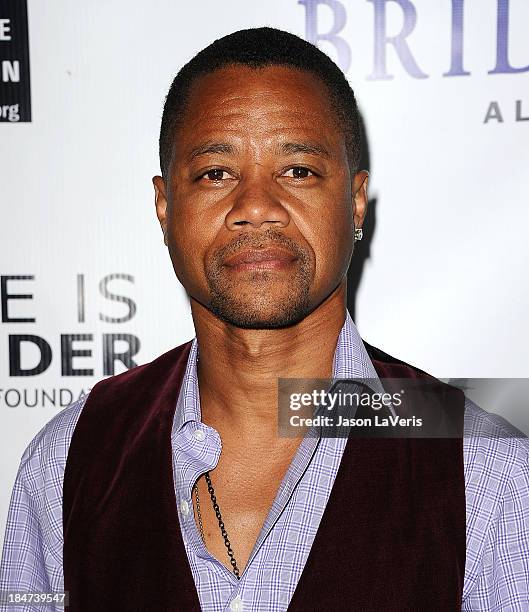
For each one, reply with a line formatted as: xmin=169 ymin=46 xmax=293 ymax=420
xmin=352 ymin=170 xmax=369 ymax=229
xmin=153 ymin=175 xmax=169 ymax=246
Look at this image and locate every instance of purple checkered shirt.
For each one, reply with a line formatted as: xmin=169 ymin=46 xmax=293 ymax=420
xmin=1 ymin=313 xmax=529 ymax=611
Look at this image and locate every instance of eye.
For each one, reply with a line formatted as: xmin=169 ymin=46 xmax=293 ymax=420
xmin=200 ymin=168 xmax=231 ymax=181
xmin=283 ymin=166 xmax=316 ymax=179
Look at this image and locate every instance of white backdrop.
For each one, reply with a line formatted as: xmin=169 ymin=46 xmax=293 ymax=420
xmin=1 ymin=0 xmax=528 ymax=554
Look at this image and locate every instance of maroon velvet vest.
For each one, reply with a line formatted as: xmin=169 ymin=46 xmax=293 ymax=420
xmin=63 ymin=340 xmax=466 ymax=611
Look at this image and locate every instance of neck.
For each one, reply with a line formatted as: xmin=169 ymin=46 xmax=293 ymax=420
xmin=192 ymin=282 xmax=347 ymax=441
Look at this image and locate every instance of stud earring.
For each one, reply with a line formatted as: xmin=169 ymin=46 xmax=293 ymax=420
xmin=354 ymin=227 xmax=363 ymax=242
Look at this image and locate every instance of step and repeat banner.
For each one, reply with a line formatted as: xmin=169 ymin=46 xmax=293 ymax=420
xmin=1 ymin=0 xmax=528 ymax=551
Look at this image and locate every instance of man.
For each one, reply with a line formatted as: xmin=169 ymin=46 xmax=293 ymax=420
xmin=1 ymin=27 xmax=528 ymax=612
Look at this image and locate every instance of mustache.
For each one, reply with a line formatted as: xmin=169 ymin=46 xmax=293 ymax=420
xmin=212 ymin=228 xmax=309 ymax=264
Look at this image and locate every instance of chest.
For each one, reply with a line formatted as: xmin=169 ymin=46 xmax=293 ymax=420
xmin=190 ymin=446 xmax=298 ymax=575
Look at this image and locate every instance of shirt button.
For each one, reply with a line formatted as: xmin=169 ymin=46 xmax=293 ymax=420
xmin=179 ymin=499 xmax=190 ymax=517
xmin=230 ymin=596 xmax=243 ymax=612
xmin=193 ymin=429 xmax=206 ymax=441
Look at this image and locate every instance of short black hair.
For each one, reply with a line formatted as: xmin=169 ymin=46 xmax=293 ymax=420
xmin=159 ymin=27 xmax=361 ymax=179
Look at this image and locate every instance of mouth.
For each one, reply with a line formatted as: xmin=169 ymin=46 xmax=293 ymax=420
xmin=223 ymin=247 xmax=298 ymax=272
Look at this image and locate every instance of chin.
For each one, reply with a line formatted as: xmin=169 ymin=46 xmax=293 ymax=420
xmin=209 ymin=292 xmax=311 ymax=330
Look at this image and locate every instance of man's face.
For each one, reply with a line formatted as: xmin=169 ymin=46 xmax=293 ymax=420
xmin=154 ymin=64 xmax=367 ymax=328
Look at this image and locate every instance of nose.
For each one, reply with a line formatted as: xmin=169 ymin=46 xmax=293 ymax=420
xmin=224 ymin=170 xmax=290 ymax=231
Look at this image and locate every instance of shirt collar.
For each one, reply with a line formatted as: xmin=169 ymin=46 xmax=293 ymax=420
xmin=173 ymin=310 xmax=384 ymax=435
xmin=173 ymin=338 xmax=201 ymax=434
xmin=333 ymin=310 xmax=379 ymax=381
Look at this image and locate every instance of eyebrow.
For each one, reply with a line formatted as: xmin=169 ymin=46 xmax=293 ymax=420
xmin=187 ymin=142 xmax=236 ymax=161
xmin=185 ymin=140 xmax=331 ymax=162
xmin=278 ymin=141 xmax=331 ymax=159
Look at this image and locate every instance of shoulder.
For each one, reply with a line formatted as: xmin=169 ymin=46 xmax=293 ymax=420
xmin=18 ymin=341 xmax=194 ymax=473
xmin=362 ymin=339 xmax=450 ymax=384
xmin=464 ymin=396 xmax=529 ymax=485
xmin=17 ymin=342 xmax=194 ymax=473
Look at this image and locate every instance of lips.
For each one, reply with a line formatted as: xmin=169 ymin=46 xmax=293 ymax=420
xmin=223 ymin=247 xmax=297 ymax=271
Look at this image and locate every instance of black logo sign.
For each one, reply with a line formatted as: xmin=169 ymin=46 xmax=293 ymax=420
xmin=0 ymin=0 xmax=30 ymax=122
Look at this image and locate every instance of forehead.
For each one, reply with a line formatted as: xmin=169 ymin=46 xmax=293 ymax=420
xmin=175 ymin=64 xmax=342 ymax=154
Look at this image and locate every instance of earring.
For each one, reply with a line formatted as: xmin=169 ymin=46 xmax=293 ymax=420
xmin=354 ymin=227 xmax=363 ymax=242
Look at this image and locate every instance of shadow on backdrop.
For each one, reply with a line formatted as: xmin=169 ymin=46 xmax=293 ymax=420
xmin=347 ymin=110 xmax=377 ymax=322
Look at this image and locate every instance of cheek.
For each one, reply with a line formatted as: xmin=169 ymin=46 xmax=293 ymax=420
xmin=307 ymin=201 xmax=353 ymax=287
xmin=165 ymin=204 xmax=217 ymax=292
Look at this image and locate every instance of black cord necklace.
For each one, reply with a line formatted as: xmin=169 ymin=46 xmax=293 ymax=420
xmin=193 ymin=471 xmax=241 ymax=579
